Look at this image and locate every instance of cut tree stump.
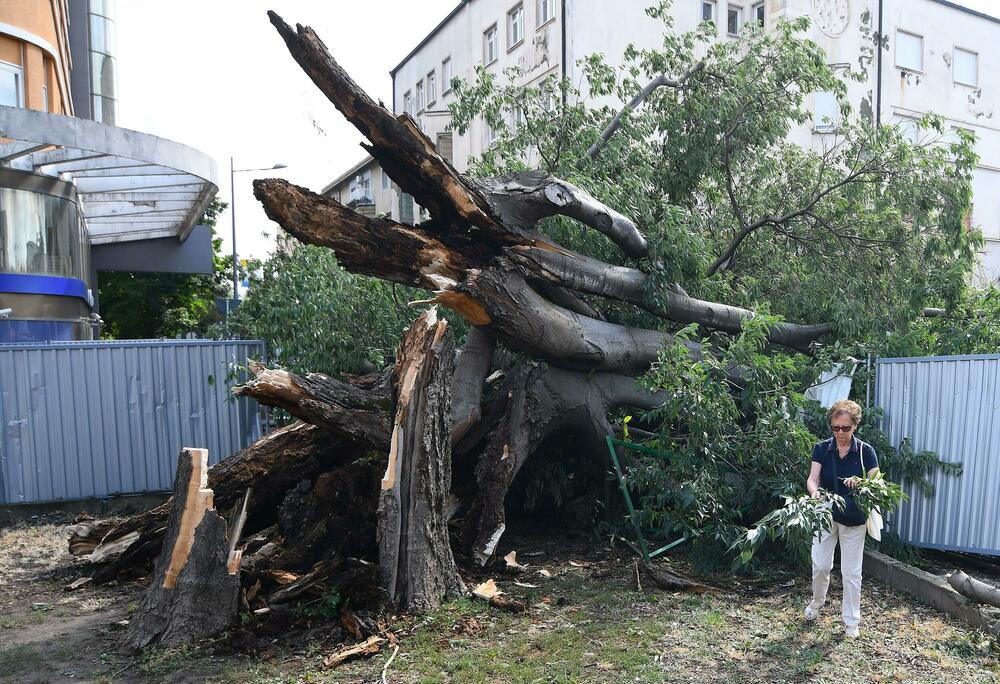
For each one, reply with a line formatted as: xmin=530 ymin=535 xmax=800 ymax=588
xmin=377 ymin=307 xmax=466 ymax=611
xmin=123 ymin=448 xmax=242 ymax=652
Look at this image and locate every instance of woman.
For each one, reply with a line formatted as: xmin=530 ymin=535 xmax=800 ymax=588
xmin=804 ymin=399 xmax=879 ymax=639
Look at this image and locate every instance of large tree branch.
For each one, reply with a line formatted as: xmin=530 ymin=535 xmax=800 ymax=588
xmin=510 ymin=246 xmax=834 ymax=350
xmin=584 ymin=61 xmax=706 ymax=161
xmin=451 ymin=327 xmax=496 ymax=444
xmin=474 ymin=170 xmax=649 ymax=258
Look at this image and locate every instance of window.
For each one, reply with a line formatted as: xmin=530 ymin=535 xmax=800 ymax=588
xmin=954 ymin=47 xmax=978 ymax=87
xmin=403 ymin=90 xmax=412 ymax=116
xmin=702 ymin=1 xmax=716 ymax=24
xmin=508 ymin=5 xmax=524 ymax=49
xmin=538 ymin=0 xmax=556 ymax=25
xmin=513 ymin=105 xmax=527 ymax=129
xmin=727 ymin=5 xmax=742 ymax=35
xmin=381 ymin=168 xmax=391 ymax=190
xmin=814 ymin=91 xmax=839 ymax=132
xmin=442 ymin=57 xmax=453 ymax=93
xmin=484 ymin=24 xmax=498 ymax=64
xmin=427 ymin=71 xmax=437 ymax=105
xmin=896 ymin=30 xmax=923 ymax=71
xmin=892 ymin=115 xmax=920 ymax=144
xmin=753 ymin=2 xmax=765 ymax=26
xmin=485 ymin=119 xmax=498 ymax=146
xmin=0 ymin=62 xmax=24 ymax=108
xmin=416 ymin=80 xmax=425 ymax=112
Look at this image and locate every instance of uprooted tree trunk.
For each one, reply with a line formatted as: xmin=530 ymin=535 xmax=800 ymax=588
xmin=949 ymin=570 xmax=1000 ymax=609
xmin=378 ymin=308 xmax=466 ymax=610
xmin=122 ymin=449 xmax=242 ymax=651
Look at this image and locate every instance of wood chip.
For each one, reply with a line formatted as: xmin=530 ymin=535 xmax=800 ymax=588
xmin=64 ymin=577 xmax=92 ymax=591
xmin=322 ymin=635 xmax=386 ymax=668
xmin=504 ymin=550 xmax=527 ymax=573
xmin=537 ymin=569 xmax=553 ymax=578
xmin=513 ymin=581 xmax=538 ymax=588
xmin=472 ymin=578 xmax=501 ymax=600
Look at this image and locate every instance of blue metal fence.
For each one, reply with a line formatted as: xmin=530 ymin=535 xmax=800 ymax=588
xmin=875 ymin=354 xmax=1000 ymax=557
xmin=0 ymin=339 xmax=265 ymax=505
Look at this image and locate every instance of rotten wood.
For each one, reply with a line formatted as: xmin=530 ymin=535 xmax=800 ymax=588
xmin=323 ymin=635 xmax=386 ymax=669
xmin=122 ymin=449 xmax=241 ymax=652
xmin=377 ymin=307 xmax=466 ymax=611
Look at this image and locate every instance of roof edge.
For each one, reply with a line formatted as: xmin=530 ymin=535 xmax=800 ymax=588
xmin=927 ymin=0 xmax=1000 ymax=26
xmin=322 ymin=154 xmax=377 ymax=194
xmin=390 ymin=0 xmax=468 ymax=76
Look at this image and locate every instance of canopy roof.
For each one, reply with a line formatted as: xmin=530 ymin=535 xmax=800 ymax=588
xmin=0 ymin=106 xmax=218 ymax=245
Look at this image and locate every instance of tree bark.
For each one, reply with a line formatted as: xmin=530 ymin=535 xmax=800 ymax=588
xmin=122 ymin=449 xmax=240 ymax=652
xmin=378 ymin=308 xmax=466 ymax=610
xmin=948 ymin=570 xmax=1000 ymax=608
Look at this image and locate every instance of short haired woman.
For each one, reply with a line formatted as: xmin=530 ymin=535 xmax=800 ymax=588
xmin=804 ymin=399 xmax=879 ymax=639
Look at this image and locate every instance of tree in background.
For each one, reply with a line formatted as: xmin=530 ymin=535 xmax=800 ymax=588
xmin=98 ymin=199 xmax=231 ymax=339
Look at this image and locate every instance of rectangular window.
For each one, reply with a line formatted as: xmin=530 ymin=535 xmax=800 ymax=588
xmin=896 ymin=30 xmax=923 ymax=71
xmin=485 ymin=119 xmax=498 ymax=146
xmin=753 ymin=2 xmax=765 ymax=26
xmin=416 ymin=80 xmax=424 ymax=112
xmin=508 ymin=5 xmax=524 ymax=48
xmin=702 ymin=1 xmax=716 ymax=23
xmin=954 ymin=47 xmax=978 ymax=86
xmin=538 ymin=0 xmax=556 ymax=25
xmin=403 ymin=90 xmax=412 ymax=116
xmin=426 ymin=71 xmax=437 ymax=105
xmin=381 ymin=168 xmax=391 ymax=190
xmin=814 ymin=91 xmax=839 ymax=132
xmin=484 ymin=24 xmax=498 ymax=64
xmin=727 ymin=5 xmax=742 ymax=35
xmin=0 ymin=62 xmax=23 ymax=108
xmin=442 ymin=57 xmax=453 ymax=93
xmin=513 ymin=105 xmax=527 ymax=129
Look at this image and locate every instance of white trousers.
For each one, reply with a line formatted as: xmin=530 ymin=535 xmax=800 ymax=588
xmin=810 ymin=521 xmax=867 ymax=627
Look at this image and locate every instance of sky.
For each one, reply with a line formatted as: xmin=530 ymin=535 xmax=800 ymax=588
xmin=116 ymin=0 xmax=1000 ymax=262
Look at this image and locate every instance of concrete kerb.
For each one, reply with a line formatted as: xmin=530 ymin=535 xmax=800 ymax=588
xmin=864 ymin=548 xmax=999 ymax=636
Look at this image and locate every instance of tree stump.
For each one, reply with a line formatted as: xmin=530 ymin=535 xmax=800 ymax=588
xmin=377 ymin=307 xmax=466 ymax=611
xmin=123 ymin=448 xmax=242 ymax=652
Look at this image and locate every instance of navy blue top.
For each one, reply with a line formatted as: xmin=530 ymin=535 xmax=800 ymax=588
xmin=811 ymin=436 xmax=879 ymax=527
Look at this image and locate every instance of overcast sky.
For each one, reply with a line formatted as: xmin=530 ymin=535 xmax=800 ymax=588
xmin=116 ymin=0 xmax=1000 ymax=262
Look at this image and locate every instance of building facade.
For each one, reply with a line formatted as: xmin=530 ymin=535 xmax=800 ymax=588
xmin=1 ymin=0 xmax=217 ymax=342
xmin=331 ymin=0 xmax=1000 ymax=282
xmin=322 ymin=155 xmax=395 ymax=219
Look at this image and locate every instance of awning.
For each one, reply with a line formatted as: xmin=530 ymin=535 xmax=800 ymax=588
xmin=0 ymin=106 xmax=218 ymax=245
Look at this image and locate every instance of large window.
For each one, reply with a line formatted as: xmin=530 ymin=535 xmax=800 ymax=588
xmin=538 ymin=0 xmax=556 ymax=25
xmin=484 ymin=25 xmax=499 ymax=64
xmin=954 ymin=47 xmax=978 ymax=87
xmin=442 ymin=57 xmax=453 ymax=93
xmin=0 ymin=62 xmax=23 ymax=108
xmin=702 ymin=1 xmax=717 ymax=24
xmin=88 ymin=0 xmax=118 ymax=124
xmin=508 ymin=4 xmax=524 ymax=49
xmin=814 ymin=91 xmax=839 ymax=132
xmin=727 ymin=5 xmax=742 ymax=35
xmin=896 ymin=30 xmax=923 ymax=71
xmin=0 ymin=188 xmax=89 ymax=281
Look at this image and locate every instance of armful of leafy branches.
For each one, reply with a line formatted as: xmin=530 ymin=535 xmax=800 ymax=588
xmin=730 ymin=490 xmax=843 ymax=568
xmin=846 ymin=470 xmax=908 ymax=517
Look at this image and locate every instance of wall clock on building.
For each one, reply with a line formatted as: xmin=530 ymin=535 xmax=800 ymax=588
xmin=812 ymin=0 xmax=851 ymax=37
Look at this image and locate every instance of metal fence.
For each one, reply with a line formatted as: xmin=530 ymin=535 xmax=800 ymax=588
xmin=0 ymin=339 xmax=265 ymax=505
xmin=875 ymin=354 xmax=1000 ymax=556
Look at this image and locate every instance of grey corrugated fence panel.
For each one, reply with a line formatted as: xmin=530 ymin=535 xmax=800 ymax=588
xmin=875 ymin=354 xmax=1000 ymax=556
xmin=0 ymin=339 xmax=265 ymax=505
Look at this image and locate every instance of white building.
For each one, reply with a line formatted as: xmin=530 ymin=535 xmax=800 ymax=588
xmin=332 ymin=0 xmax=1000 ymax=282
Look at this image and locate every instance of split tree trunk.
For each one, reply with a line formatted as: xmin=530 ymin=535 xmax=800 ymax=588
xmin=377 ymin=308 xmax=466 ymax=610
xmin=123 ymin=449 xmax=241 ymax=652
xmin=949 ymin=570 xmax=1000 ymax=608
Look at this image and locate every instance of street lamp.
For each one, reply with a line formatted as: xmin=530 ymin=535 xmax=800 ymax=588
xmin=229 ymin=158 xmax=287 ymax=305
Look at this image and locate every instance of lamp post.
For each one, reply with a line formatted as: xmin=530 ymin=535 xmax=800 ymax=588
xmin=229 ymin=158 xmax=287 ymax=306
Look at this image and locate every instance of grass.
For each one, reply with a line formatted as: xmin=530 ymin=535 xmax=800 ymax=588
xmin=0 ymin=645 xmax=45 ymax=680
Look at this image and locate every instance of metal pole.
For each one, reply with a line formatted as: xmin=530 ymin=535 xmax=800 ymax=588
xmin=230 ymin=156 xmax=238 ymax=303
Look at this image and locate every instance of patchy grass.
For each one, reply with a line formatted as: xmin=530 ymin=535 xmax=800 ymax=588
xmin=0 ymin=519 xmax=998 ymax=683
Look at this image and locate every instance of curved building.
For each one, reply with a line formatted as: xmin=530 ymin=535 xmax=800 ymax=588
xmin=0 ymin=0 xmax=217 ymax=342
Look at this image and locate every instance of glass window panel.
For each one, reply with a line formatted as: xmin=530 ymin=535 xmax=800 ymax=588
xmin=814 ymin=91 xmax=839 ymax=131
xmin=416 ymin=80 xmax=424 ymax=111
xmin=727 ymin=6 xmax=741 ymax=35
xmin=0 ymin=64 xmax=21 ymax=107
xmin=91 ymin=52 xmax=116 ymax=98
xmin=754 ymin=2 xmax=765 ymax=25
xmin=484 ymin=26 xmax=498 ymax=63
xmin=427 ymin=71 xmax=436 ymax=103
xmin=0 ymin=188 xmax=86 ymax=279
xmin=508 ymin=5 xmax=524 ymax=47
xmin=702 ymin=1 xmax=716 ymax=23
xmin=92 ymin=94 xmax=116 ymax=124
xmin=954 ymin=47 xmax=978 ymax=86
xmin=896 ymin=30 xmax=922 ymax=71
xmin=442 ymin=58 xmax=452 ymax=92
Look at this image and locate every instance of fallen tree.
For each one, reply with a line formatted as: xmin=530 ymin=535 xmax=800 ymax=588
xmin=71 ymin=9 xmax=976 ymax=632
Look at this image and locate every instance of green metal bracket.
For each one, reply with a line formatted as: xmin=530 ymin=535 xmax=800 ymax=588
xmin=605 ymin=435 xmax=686 ymax=565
